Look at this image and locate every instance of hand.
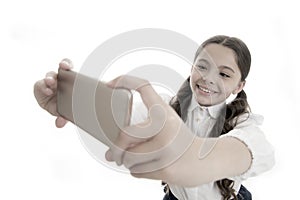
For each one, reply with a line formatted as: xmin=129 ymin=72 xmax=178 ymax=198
xmin=33 ymin=58 xmax=73 ymax=128
xmin=105 ymin=75 xmax=196 ymax=183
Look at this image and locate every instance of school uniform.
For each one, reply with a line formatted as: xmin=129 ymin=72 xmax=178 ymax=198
xmin=130 ymin=96 xmax=275 ymax=200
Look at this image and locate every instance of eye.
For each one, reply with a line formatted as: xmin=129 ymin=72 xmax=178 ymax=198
xmin=220 ymin=72 xmax=231 ymax=78
xmin=195 ymin=65 xmax=207 ymax=71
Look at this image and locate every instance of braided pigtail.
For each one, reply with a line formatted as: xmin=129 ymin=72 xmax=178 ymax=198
xmin=215 ymin=89 xmax=250 ymax=200
xmin=168 ymin=77 xmax=193 ymax=121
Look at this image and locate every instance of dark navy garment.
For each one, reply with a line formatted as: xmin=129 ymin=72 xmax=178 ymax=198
xmin=237 ymin=185 xmax=252 ymax=200
xmin=163 ymin=185 xmax=252 ymax=200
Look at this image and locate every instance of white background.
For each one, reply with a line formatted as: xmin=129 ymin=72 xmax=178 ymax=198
xmin=0 ymin=0 xmax=299 ymax=199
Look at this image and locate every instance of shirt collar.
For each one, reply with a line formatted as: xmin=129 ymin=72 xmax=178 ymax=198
xmin=188 ymin=96 xmax=226 ymax=119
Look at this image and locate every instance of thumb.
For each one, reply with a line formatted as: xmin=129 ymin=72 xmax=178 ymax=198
xmin=55 ymin=116 xmax=68 ymax=128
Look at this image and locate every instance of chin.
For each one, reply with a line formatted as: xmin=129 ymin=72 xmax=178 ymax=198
xmin=196 ymin=98 xmax=213 ymax=106
xmin=196 ymin=96 xmax=223 ymax=107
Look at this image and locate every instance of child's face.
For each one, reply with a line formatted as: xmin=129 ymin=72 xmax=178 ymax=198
xmin=190 ymin=43 xmax=245 ymax=106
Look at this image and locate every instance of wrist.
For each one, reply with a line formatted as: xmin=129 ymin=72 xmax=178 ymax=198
xmin=136 ymin=80 xmax=151 ymax=93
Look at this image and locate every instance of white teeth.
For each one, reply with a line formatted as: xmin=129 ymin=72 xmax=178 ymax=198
xmin=201 ymin=87 xmax=210 ymax=93
xmin=197 ymin=85 xmax=211 ymax=93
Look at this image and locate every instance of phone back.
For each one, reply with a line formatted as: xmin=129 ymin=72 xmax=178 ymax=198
xmin=57 ymin=69 xmax=132 ymax=147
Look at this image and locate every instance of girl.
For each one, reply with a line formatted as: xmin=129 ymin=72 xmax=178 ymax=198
xmin=104 ymin=35 xmax=275 ymax=200
xmin=34 ymin=36 xmax=275 ymax=200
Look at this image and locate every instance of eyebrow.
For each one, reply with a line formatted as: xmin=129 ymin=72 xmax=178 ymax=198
xmin=220 ymin=65 xmax=235 ymax=73
xmin=195 ymin=58 xmax=210 ymax=65
xmin=196 ymin=58 xmax=236 ymax=73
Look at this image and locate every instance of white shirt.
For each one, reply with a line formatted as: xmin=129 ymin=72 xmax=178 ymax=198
xmin=130 ymin=96 xmax=275 ymax=200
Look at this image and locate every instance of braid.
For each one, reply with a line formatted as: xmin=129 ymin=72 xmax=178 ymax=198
xmin=221 ymin=90 xmax=250 ymax=134
xmin=168 ymin=77 xmax=193 ymax=121
xmin=216 ymin=179 xmax=237 ymax=200
xmin=215 ymin=89 xmax=250 ymax=200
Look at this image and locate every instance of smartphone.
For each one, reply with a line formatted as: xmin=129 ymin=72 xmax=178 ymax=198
xmin=57 ymin=69 xmax=132 ymax=147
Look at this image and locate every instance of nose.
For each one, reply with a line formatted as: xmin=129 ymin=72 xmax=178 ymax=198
xmin=202 ymin=71 xmax=214 ymax=85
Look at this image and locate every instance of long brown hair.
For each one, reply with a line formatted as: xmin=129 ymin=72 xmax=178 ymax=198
xmin=169 ymin=35 xmax=251 ymax=199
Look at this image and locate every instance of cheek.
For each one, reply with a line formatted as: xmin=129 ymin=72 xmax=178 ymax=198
xmin=223 ymin=85 xmax=238 ymax=96
xmin=217 ymin=88 xmax=232 ymax=101
xmin=190 ymin=72 xmax=199 ymax=85
xmin=218 ymin=81 xmax=235 ymax=96
xmin=191 ymin=70 xmax=198 ymax=78
xmin=190 ymin=70 xmax=200 ymax=80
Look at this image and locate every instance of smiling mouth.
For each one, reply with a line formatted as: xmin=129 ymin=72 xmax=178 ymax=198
xmin=196 ymin=84 xmax=216 ymax=94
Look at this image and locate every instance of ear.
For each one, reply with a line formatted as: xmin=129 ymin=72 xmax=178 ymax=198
xmin=232 ymin=81 xmax=246 ymax=95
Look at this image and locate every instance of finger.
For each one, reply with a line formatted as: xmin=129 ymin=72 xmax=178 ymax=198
xmin=105 ymin=149 xmax=114 ymax=161
xmin=110 ymin=126 xmax=149 ymax=165
xmin=55 ymin=116 xmax=68 ymax=128
xmin=109 ymin=76 xmax=165 ymax=110
xmin=34 ymin=79 xmax=53 ymax=96
xmin=106 ymin=75 xmax=149 ymax=91
xmin=123 ymin=122 xmax=195 ymax=174
xmin=131 ymin=167 xmax=164 ymax=180
xmin=45 ymin=71 xmax=57 ymax=89
xmin=59 ymin=58 xmax=73 ymax=70
xmin=122 ymin=136 xmax=166 ymax=173
xmin=124 ymin=104 xmax=167 ymax=139
xmin=45 ymin=71 xmax=57 ymax=80
xmin=119 ymin=120 xmax=162 ymax=170
xmin=123 ymin=140 xmax=173 ymax=174
xmin=123 ymin=146 xmax=160 ymax=171
xmin=110 ymin=132 xmax=139 ymax=166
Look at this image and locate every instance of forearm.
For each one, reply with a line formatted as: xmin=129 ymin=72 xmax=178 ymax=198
xmin=165 ymin=136 xmax=252 ymax=187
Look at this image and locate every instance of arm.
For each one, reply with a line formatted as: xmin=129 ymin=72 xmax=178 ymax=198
xmin=158 ymin=136 xmax=251 ymax=187
xmin=105 ymin=75 xmax=252 ymax=187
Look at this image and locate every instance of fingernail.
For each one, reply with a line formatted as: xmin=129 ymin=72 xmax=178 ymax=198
xmin=60 ymin=58 xmax=73 ymax=69
xmin=46 ymin=76 xmax=54 ymax=80
xmin=61 ymin=58 xmax=70 ymax=64
xmin=105 ymin=150 xmax=112 ymax=161
xmin=61 ymin=60 xmax=69 ymax=66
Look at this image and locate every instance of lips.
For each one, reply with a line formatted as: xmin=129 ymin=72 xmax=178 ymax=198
xmin=196 ymin=84 xmax=216 ymax=94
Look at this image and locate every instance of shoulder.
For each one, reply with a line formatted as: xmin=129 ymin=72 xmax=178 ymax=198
xmin=235 ymin=113 xmax=264 ymax=128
